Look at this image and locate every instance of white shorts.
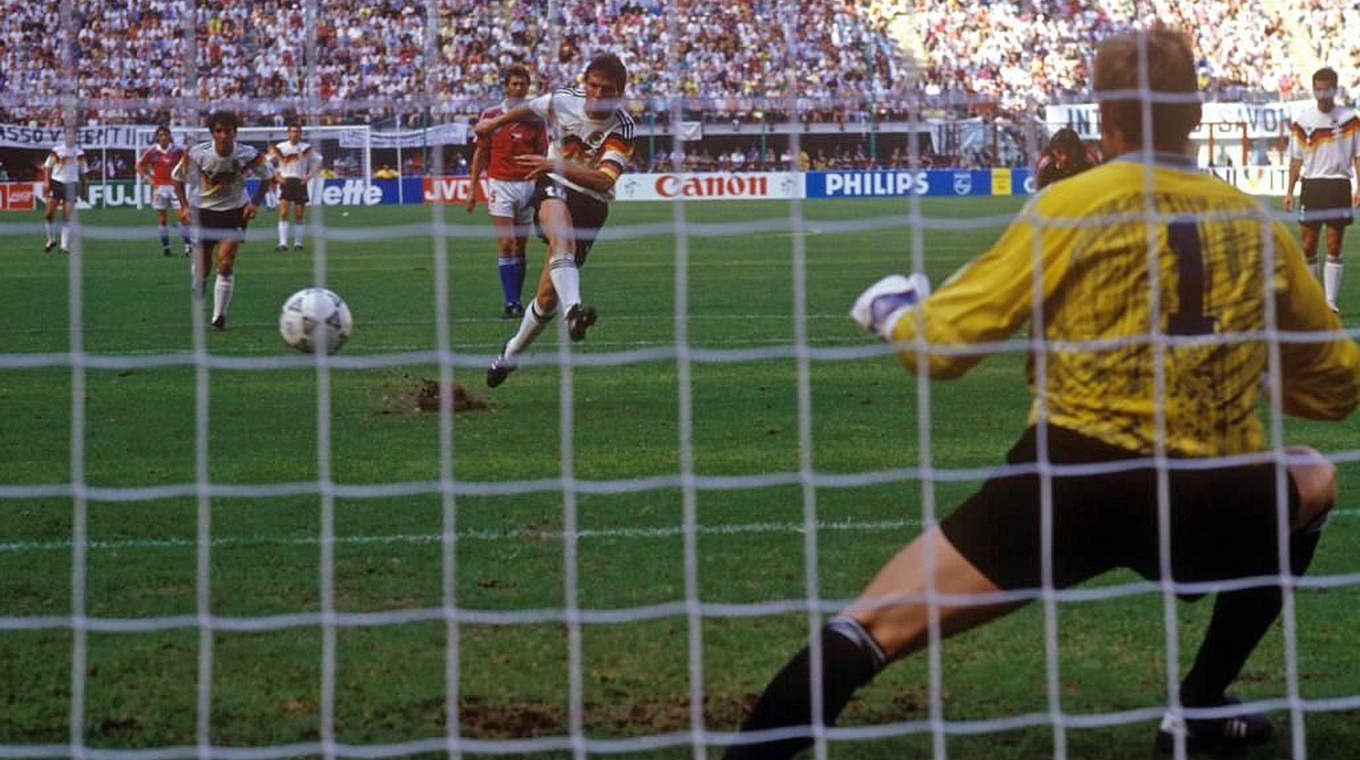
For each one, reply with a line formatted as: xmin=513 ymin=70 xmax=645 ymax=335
xmin=486 ymin=178 xmax=536 ymax=224
xmin=150 ymin=185 xmax=180 ymax=211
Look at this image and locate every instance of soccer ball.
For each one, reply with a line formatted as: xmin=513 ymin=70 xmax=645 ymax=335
xmin=279 ymin=288 xmax=353 ymax=354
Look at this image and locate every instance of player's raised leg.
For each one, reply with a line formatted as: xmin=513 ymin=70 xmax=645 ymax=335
xmin=537 ymin=197 xmax=596 ymax=341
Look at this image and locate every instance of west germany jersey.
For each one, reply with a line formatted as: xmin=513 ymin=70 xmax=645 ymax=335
xmin=1289 ymin=105 xmax=1360 ymax=179
xmin=477 ymin=102 xmax=548 ymax=181
xmin=44 ymin=144 xmax=87 ymax=184
xmin=527 ymin=88 xmax=634 ymax=202
xmin=272 ymin=139 xmax=315 ymax=180
xmin=887 ymin=152 xmax=1360 ymax=457
xmin=173 ymin=141 xmax=274 ymax=211
xmin=138 ymin=144 xmax=183 ymax=186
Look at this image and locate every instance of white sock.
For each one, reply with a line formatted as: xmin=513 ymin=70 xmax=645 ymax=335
xmin=1324 ymin=259 xmax=1343 ymax=306
xmin=548 ymin=257 xmax=581 ymax=310
xmin=44 ymin=220 xmax=53 ymax=241
xmin=60 ymin=225 xmax=69 ymax=249
xmin=213 ymin=274 xmax=234 ymax=320
xmin=293 ymin=220 xmax=304 ymax=246
xmin=505 ymin=301 xmax=556 ymax=359
xmin=278 ymin=220 xmax=289 ymax=246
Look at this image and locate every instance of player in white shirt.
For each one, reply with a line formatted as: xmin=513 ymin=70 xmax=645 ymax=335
xmin=475 ymin=54 xmax=636 ymax=388
xmin=1284 ymin=67 xmax=1360 ymax=313
xmin=271 ymin=123 xmax=317 ymax=251
xmin=172 ymin=110 xmax=275 ymax=330
xmin=41 ymin=126 xmax=88 ymax=254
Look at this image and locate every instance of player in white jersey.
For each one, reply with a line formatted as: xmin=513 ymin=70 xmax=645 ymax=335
xmin=1284 ymin=67 xmax=1360 ymax=313
xmin=41 ymin=125 xmax=88 ymax=254
xmin=136 ymin=125 xmax=192 ymax=257
xmin=475 ymin=53 xmax=636 ymax=388
xmin=172 ymin=110 xmax=275 ymax=330
xmin=271 ymin=123 xmax=317 ymax=251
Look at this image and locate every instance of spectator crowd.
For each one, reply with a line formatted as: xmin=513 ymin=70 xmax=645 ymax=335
xmin=1 ymin=0 xmax=1356 ymax=129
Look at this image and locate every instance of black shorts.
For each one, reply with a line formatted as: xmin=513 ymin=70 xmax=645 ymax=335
xmin=279 ymin=177 xmax=309 ymax=204
xmin=196 ymin=207 xmax=248 ymax=247
xmin=1299 ymin=177 xmax=1353 ymax=228
xmin=46 ymin=180 xmax=73 ymax=202
xmin=529 ymin=176 xmax=610 ymax=265
xmin=939 ymin=426 xmax=1301 ymax=591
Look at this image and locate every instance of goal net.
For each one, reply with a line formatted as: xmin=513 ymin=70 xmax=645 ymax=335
xmin=0 ymin=3 xmax=1357 ymax=760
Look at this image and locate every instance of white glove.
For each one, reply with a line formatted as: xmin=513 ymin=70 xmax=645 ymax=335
xmin=850 ymin=273 xmax=931 ymax=342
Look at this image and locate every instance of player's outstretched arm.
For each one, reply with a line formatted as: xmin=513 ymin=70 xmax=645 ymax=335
xmin=473 ymin=104 xmax=536 ymax=136
xmin=466 ymin=142 xmax=489 ymax=212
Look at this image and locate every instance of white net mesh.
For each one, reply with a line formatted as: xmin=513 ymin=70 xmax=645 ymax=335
xmin=1 ymin=3 xmax=1359 ymax=760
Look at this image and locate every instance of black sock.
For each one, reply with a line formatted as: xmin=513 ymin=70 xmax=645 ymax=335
xmin=725 ymin=617 xmax=886 ymax=760
xmin=1180 ymin=528 xmax=1322 ymax=706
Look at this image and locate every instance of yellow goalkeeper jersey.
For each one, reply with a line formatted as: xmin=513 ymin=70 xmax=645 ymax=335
xmin=889 ymin=152 xmax=1360 ymax=457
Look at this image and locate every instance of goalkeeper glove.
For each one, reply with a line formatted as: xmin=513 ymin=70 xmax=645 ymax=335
xmin=850 ymin=273 xmax=930 ymax=342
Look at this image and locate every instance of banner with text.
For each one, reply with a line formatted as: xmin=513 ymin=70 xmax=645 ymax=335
xmin=614 ymin=172 xmax=801 ymax=201
xmin=1044 ymin=102 xmax=1308 ymax=141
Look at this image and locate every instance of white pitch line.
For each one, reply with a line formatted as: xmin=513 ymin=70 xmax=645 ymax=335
xmin=3 ymin=511 xmax=1355 ymax=556
xmin=0 ymin=518 xmax=920 ymax=555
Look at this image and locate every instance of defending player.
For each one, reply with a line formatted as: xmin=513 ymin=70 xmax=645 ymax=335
xmin=173 ymin=110 xmax=275 ymax=330
xmin=1283 ymin=66 xmax=1360 ymax=314
xmin=726 ymin=28 xmax=1359 ymax=759
xmin=271 ymin=122 xmax=317 ymax=251
xmin=467 ymin=65 xmax=549 ymax=319
xmin=477 ymin=53 xmax=635 ymax=387
xmin=136 ymin=125 xmax=193 ymax=257
xmin=41 ymin=125 xmax=87 ymax=255
xmin=1035 ymin=126 xmax=1095 ymax=189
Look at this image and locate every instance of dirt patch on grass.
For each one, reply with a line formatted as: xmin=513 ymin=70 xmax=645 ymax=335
xmin=454 ymin=692 xmax=761 ymax=738
xmin=379 ymin=374 xmax=489 ymax=414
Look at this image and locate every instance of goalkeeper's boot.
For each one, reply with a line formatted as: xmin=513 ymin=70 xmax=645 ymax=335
xmin=1155 ymin=695 xmax=1272 ymax=755
xmin=486 ymin=343 xmax=516 ymax=388
xmin=565 ymin=304 xmax=596 ymax=342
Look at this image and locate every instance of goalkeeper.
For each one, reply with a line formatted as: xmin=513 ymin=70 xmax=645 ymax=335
xmin=727 ymin=26 xmax=1359 ymax=759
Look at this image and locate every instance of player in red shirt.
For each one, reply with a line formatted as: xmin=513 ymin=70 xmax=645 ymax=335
xmin=467 ymin=65 xmax=549 ymax=319
xmin=136 ymin=125 xmax=192 ymax=257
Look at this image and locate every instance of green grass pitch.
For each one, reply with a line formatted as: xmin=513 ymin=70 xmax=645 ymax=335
xmin=1 ymin=196 xmax=1357 ymax=758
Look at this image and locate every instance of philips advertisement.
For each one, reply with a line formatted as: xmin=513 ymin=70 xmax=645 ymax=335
xmin=806 ymin=169 xmax=1035 ymax=198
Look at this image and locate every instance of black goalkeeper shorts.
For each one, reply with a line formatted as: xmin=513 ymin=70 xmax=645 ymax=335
xmin=939 ymin=425 xmax=1300 ymax=592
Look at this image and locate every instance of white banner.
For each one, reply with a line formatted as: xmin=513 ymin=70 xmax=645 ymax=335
xmin=677 ymin=121 xmax=704 ymax=142
xmin=343 ymin=123 xmax=470 ymax=148
xmin=1044 ymin=101 xmax=1308 ymax=141
xmin=612 ymin=171 xmax=801 ymax=202
xmin=0 ymin=123 xmax=471 ymax=150
xmin=1208 ymin=165 xmax=1293 ymax=196
xmin=0 ymin=124 xmax=156 ymax=150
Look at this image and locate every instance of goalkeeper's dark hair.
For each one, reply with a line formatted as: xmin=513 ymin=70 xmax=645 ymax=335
xmin=1312 ymin=67 xmax=1338 ymax=87
xmin=584 ymin=53 xmax=627 ymax=92
xmin=1092 ymin=25 xmax=1200 ymax=152
xmin=205 ymin=110 xmax=240 ymax=132
xmin=502 ymin=65 xmax=530 ymax=85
